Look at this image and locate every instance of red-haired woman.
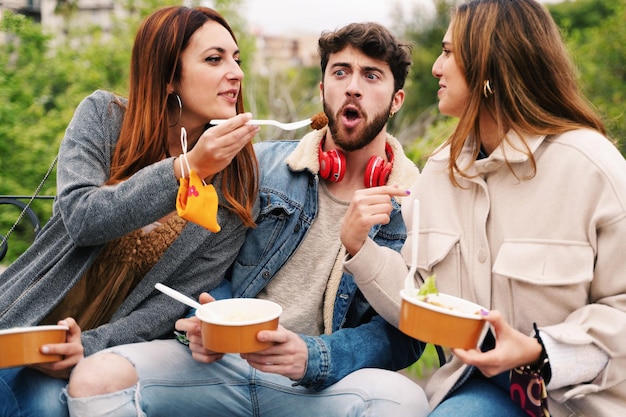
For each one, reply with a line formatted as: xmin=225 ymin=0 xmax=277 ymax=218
xmin=0 ymin=6 xmax=258 ymax=416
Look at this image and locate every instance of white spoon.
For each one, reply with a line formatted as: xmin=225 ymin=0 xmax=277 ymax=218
xmin=403 ymin=199 xmax=420 ymax=293
xmin=210 ymin=118 xmax=312 ymax=131
xmin=155 ymin=283 xmax=201 ymax=310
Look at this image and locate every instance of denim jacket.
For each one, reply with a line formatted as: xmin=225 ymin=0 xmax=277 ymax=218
xmin=227 ymin=130 xmax=424 ymax=390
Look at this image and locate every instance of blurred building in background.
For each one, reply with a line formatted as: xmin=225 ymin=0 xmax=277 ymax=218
xmin=250 ymin=27 xmax=318 ymax=75
xmin=1 ymin=0 xmax=316 ymax=71
xmin=0 ymin=0 xmax=125 ymax=45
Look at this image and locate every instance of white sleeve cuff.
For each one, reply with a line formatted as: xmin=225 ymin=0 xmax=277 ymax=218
xmin=540 ymin=331 xmax=609 ymax=389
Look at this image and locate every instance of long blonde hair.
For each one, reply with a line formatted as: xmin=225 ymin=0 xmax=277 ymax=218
xmin=445 ymin=0 xmax=605 ymax=186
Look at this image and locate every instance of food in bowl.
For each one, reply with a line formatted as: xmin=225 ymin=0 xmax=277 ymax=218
xmin=399 ymin=276 xmax=488 ymax=349
xmin=416 ymin=274 xmax=439 ymax=299
xmin=196 ymin=298 xmax=282 ymax=353
xmin=412 ymin=274 xmax=482 ymax=316
xmin=0 ymin=325 xmax=68 ymax=369
xmin=416 ymin=293 xmax=483 ymax=316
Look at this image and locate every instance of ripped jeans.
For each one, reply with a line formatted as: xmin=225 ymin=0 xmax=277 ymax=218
xmin=66 ymin=339 xmax=428 ymax=417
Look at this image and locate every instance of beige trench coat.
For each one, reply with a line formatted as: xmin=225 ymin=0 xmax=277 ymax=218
xmin=345 ymin=129 xmax=626 ymax=416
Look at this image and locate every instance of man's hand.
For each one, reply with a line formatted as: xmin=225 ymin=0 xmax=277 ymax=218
xmin=175 ymin=292 xmax=225 ymax=364
xmin=341 ymin=185 xmax=410 ymax=256
xmin=240 ymin=325 xmax=308 ymax=381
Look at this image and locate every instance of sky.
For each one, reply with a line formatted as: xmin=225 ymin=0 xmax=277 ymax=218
xmin=243 ymin=0 xmax=426 ymax=36
xmin=243 ymin=0 xmax=563 ymax=36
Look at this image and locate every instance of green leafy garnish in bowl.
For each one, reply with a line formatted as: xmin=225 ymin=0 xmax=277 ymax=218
xmin=417 ymin=274 xmax=438 ymax=301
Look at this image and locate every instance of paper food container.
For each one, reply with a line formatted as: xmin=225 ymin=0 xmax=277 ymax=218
xmin=0 ymin=325 xmax=68 ymax=369
xmin=399 ymin=290 xmax=488 ymax=349
xmin=196 ymin=298 xmax=282 ymax=353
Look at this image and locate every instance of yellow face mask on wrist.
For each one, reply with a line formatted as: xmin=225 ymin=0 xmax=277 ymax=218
xmin=176 ymin=169 xmax=220 ymax=233
xmin=175 ymin=127 xmax=221 ymax=233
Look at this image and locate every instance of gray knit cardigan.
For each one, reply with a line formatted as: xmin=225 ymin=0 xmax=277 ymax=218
xmin=0 ymin=90 xmax=256 ymax=355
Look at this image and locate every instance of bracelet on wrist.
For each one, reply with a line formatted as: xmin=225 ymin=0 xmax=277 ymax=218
xmin=515 ymin=323 xmax=552 ymax=384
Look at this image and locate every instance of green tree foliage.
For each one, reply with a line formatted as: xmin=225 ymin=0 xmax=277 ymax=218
xmin=0 ymin=12 xmax=65 ymax=260
xmin=551 ymin=0 xmax=626 ymax=151
xmin=395 ymin=0 xmax=452 ymax=119
xmin=388 ymin=0 xmax=458 ymax=168
xmin=245 ymin=64 xmax=323 ymax=142
xmin=0 ymin=3 xmax=153 ymax=262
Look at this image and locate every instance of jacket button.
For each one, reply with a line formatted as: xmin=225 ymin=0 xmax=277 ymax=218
xmin=294 ymin=223 xmax=301 ymax=232
xmin=262 ymin=270 xmax=271 ymax=279
xmin=478 ymin=249 xmax=487 ymax=263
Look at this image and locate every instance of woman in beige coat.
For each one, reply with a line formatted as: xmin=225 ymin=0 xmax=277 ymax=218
xmin=340 ymin=0 xmax=626 ymax=416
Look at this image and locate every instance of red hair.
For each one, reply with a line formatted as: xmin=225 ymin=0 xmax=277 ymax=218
xmin=108 ymin=6 xmax=257 ymax=227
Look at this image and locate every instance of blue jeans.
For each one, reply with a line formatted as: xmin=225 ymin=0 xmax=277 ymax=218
xmin=0 ymin=366 xmax=68 ymax=417
xmin=67 ymin=339 xmax=428 ymax=417
xmin=429 ymin=371 xmax=528 ymax=417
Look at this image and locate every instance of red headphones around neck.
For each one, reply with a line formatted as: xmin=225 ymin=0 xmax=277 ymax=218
xmin=318 ymin=138 xmax=394 ymax=188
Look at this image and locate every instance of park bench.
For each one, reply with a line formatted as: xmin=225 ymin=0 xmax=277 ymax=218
xmin=0 ymin=156 xmax=57 ymax=263
xmin=0 ymin=195 xmax=54 ymax=262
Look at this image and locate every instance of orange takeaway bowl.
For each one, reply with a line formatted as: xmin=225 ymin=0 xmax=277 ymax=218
xmin=0 ymin=325 xmax=68 ymax=369
xmin=399 ymin=289 xmax=488 ymax=349
xmin=196 ymin=298 xmax=282 ymax=353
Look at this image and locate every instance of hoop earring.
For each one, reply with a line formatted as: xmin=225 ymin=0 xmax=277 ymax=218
xmin=389 ymin=111 xmax=395 ymax=119
xmin=483 ymin=80 xmax=494 ymax=98
xmin=169 ymin=93 xmax=183 ymax=127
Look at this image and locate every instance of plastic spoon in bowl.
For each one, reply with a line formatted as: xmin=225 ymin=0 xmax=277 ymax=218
xmin=155 ymin=283 xmax=201 ymax=310
xmin=403 ymin=199 xmax=420 ymax=294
